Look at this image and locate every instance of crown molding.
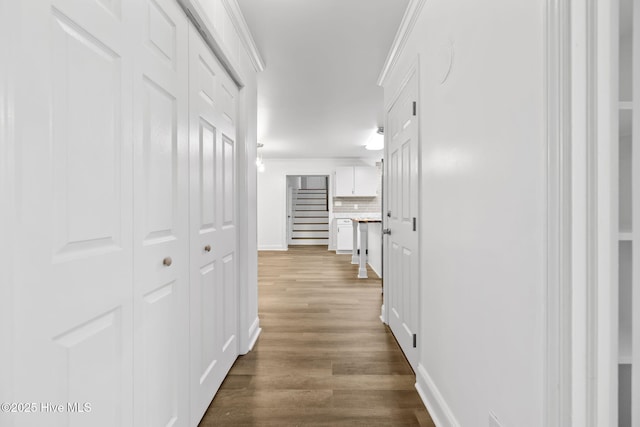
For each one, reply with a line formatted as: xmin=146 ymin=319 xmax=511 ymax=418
xmin=377 ymin=0 xmax=426 ymax=87
xmin=223 ymin=0 xmax=266 ymax=72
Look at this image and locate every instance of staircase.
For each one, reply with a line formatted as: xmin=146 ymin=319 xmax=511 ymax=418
xmin=290 ymin=189 xmax=329 ymax=245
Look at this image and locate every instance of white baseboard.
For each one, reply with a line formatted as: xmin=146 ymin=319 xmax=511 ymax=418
xmin=368 ymin=262 xmax=381 ymax=278
xmin=245 ymin=317 xmax=261 ymax=353
xmin=415 ymin=363 xmax=460 ymax=427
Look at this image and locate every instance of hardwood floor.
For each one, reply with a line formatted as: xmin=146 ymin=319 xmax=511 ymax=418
xmin=199 ymin=245 xmax=435 ymax=426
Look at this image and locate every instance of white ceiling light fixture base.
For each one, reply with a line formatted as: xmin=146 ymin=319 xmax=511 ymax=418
xmin=365 ymin=127 xmax=384 ymax=151
xmin=256 ymin=143 xmax=266 ymax=172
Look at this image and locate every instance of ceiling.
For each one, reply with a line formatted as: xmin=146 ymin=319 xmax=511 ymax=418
xmin=236 ymin=0 xmax=409 ymax=159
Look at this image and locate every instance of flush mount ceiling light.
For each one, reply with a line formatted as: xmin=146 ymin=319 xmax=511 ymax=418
xmin=365 ymin=127 xmax=384 ymax=151
xmin=256 ymin=143 xmax=265 ymax=172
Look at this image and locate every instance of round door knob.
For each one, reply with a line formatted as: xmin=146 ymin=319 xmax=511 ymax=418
xmin=204 ymin=245 xmax=211 ymax=252
xmin=163 ymin=257 xmax=172 ymax=266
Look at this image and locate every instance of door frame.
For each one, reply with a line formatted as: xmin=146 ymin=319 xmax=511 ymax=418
xmin=285 ymin=174 xmax=330 ymax=249
xmin=545 ymin=0 xmax=572 ymax=425
xmin=235 ymin=62 xmax=261 ymax=355
xmin=569 ymin=0 xmax=618 ymax=425
xmin=286 ymin=179 xmax=295 ymax=245
xmin=381 ymin=59 xmax=421 ymax=339
xmin=548 ymin=0 xmax=618 ymax=425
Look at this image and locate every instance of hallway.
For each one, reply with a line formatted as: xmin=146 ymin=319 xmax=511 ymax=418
xmin=199 ymin=246 xmax=434 ymax=426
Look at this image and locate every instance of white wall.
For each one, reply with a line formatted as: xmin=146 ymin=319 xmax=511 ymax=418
xmin=383 ymin=1 xmax=545 ymax=425
xmin=257 ymin=158 xmax=374 ymax=250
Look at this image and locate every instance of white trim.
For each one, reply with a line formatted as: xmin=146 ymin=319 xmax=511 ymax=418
xmin=376 ymin=0 xmax=426 ymax=87
xmin=384 ymin=56 xmax=421 ymax=114
xmin=570 ymin=0 xmax=617 ymax=425
xmin=593 ymin=0 xmax=618 ymax=425
xmin=585 ymin=1 xmax=601 ymax=423
xmin=245 ymin=317 xmax=261 ymax=353
xmin=544 ymin=0 xmax=573 ymax=426
xmin=234 ymin=67 xmax=260 ymax=357
xmin=415 ymin=364 xmax=460 ymax=427
xmin=222 ymin=0 xmax=265 ymax=72
xmin=176 ymin=0 xmax=246 ymax=87
xmin=367 ymin=262 xmax=381 ymax=279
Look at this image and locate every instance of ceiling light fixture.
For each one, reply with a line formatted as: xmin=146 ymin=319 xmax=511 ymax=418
xmin=365 ymin=127 xmax=384 ymax=151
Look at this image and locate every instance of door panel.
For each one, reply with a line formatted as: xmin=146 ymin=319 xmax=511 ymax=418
xmin=223 ymin=135 xmax=236 ymax=225
xmin=51 ymin=11 xmax=123 ymax=258
xmin=189 ymin=26 xmax=239 ymax=425
xmin=132 ymin=0 xmax=189 ymax=426
xmin=12 ymin=0 xmax=134 ymax=425
xmin=385 ymin=70 xmax=419 ymax=371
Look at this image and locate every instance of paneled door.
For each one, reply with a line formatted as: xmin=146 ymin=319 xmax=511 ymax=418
xmin=385 ymin=70 xmax=420 ymax=371
xmin=131 ymin=1 xmax=190 ymax=426
xmin=10 ymin=0 xmax=135 ymax=426
xmin=188 ymin=26 xmax=240 ymax=425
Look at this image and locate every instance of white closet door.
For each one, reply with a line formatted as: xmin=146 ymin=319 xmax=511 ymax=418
xmin=11 ymin=0 xmax=135 ymax=426
xmin=385 ymin=70 xmax=420 ymax=371
xmin=188 ymin=26 xmax=239 ymax=425
xmin=131 ymin=1 xmax=190 ymax=426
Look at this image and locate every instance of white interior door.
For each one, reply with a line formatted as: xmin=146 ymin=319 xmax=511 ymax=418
xmin=132 ymin=1 xmax=190 ymax=426
xmin=385 ymin=70 xmax=420 ymax=371
xmin=10 ymin=0 xmax=135 ymax=425
xmin=189 ymin=26 xmax=240 ymax=425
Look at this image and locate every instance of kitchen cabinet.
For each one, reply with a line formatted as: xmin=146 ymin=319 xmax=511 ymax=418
xmin=336 ymin=219 xmax=354 ymax=252
xmin=334 ymin=166 xmax=377 ymax=197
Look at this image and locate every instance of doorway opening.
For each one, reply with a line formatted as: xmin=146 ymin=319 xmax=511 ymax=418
xmin=286 ymin=175 xmax=330 ymax=247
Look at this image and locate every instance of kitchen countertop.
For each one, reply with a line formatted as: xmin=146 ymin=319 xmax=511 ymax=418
xmin=333 ymin=213 xmax=381 ymax=220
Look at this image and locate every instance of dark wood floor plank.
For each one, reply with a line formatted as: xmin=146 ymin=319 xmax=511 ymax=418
xmin=199 ymin=245 xmax=434 ymax=426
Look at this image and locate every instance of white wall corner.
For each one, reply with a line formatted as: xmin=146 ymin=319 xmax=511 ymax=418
xmin=415 ymin=364 xmax=460 ymax=427
xmin=222 ymin=0 xmax=266 ymax=72
xmin=377 ymin=0 xmax=427 ymax=87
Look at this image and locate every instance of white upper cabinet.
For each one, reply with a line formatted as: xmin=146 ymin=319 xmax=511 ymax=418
xmin=335 ymin=167 xmax=355 ymax=196
xmin=335 ymin=166 xmax=377 ymax=197
xmin=354 ymin=166 xmax=378 ymax=197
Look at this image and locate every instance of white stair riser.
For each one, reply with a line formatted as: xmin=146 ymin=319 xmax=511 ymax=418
xmin=295 ymin=211 xmax=329 ymax=217
xmin=296 ymin=194 xmax=326 ymax=199
xmin=293 ymin=224 xmax=328 ymax=231
xmin=295 ymin=189 xmax=327 ymax=193
xmin=296 ymin=205 xmax=327 ymax=211
xmin=295 ymin=199 xmax=326 ymax=205
xmin=292 ymin=231 xmax=329 ymax=238
xmin=293 ymin=217 xmax=330 ymax=224
xmin=289 ymin=238 xmax=329 ymax=245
